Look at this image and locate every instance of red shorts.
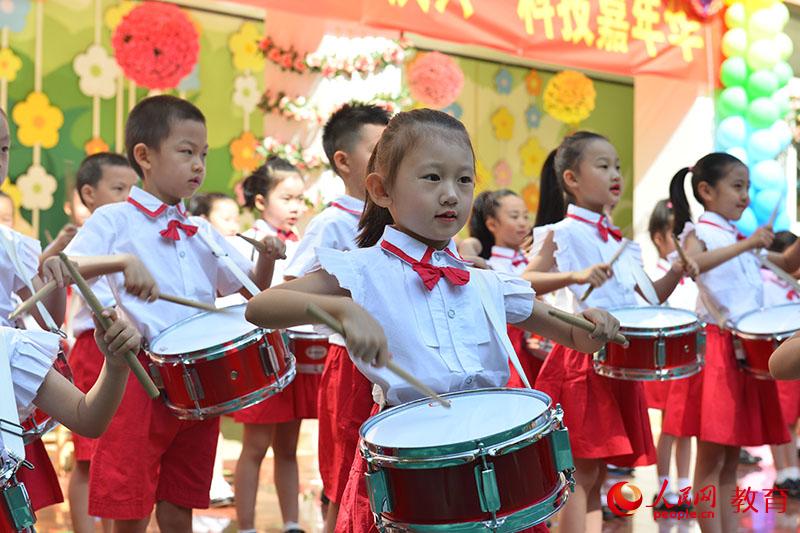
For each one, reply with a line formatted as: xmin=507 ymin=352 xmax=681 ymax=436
xmin=68 ymin=330 xmax=105 ymax=461
xmin=15 ymin=439 xmax=62 ymax=512
xmin=506 ymin=325 xmax=544 ymax=387
xmin=88 ymin=356 xmax=219 ymax=520
xmin=231 ymin=372 xmax=321 ymax=424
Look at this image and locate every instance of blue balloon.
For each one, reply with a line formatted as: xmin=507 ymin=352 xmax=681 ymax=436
xmin=747 ymin=128 xmax=782 ymax=163
xmin=716 ymin=116 xmax=748 ymax=150
xmin=774 ymin=211 xmax=791 ymax=232
xmin=727 ymin=147 xmax=749 ymax=165
xmin=736 ymin=207 xmax=759 ymax=235
xmin=750 ymin=159 xmax=786 ymax=192
xmin=752 ymin=188 xmax=784 ymax=223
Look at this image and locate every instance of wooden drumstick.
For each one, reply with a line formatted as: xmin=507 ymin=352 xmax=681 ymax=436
xmin=8 ymin=280 xmax=56 ymax=321
xmin=58 ymin=253 xmax=160 ymax=399
xmin=547 ymin=308 xmax=628 ymax=346
xmin=671 ymin=234 xmax=727 ymax=328
xmin=767 ymin=191 xmax=785 ymax=228
xmin=305 ymin=303 xmax=451 ymax=409
xmin=236 ymin=233 xmax=287 ymax=260
xmin=759 ymin=255 xmax=800 ymax=294
xmin=158 ymin=293 xmax=218 ymax=313
xmin=580 ymin=240 xmax=629 ymax=302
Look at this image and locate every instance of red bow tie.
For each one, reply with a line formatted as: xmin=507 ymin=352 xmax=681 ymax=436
xmin=277 ymin=229 xmax=298 ymax=242
xmin=381 ymin=240 xmax=470 ymax=291
xmin=788 ymin=290 xmax=799 ymax=301
xmin=567 ymin=213 xmax=622 ymax=242
xmin=160 ymin=219 xmax=198 ymax=241
xmin=512 ymin=254 xmax=529 ymax=267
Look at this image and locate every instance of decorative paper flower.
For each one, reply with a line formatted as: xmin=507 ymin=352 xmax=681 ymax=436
xmin=229 ymin=22 xmax=265 ymax=73
xmin=233 ymin=74 xmax=260 ymax=114
xmin=0 ymin=47 xmax=21 ymax=81
xmin=491 ymin=107 xmax=514 ymax=141
xmin=0 ymin=0 xmax=31 ymax=33
xmin=258 ymin=136 xmax=326 ymax=172
xmin=0 ymin=178 xmax=21 ymax=208
xmin=84 ymin=137 xmax=109 ymax=155
xmin=177 ymin=63 xmax=200 ymax=92
xmin=406 ymin=51 xmax=463 ymax=108
xmin=73 ymin=44 xmax=120 ymax=99
xmin=543 ymin=70 xmax=596 ymax=125
xmin=104 ymin=1 xmax=136 ymax=31
xmin=525 ymin=70 xmax=542 ymax=96
xmin=521 ymin=181 xmax=540 ymax=213
xmin=16 ymin=165 xmax=57 ymax=210
xmin=492 ymin=160 xmax=513 ymax=186
xmin=495 ymin=68 xmax=513 ymax=94
xmin=474 ymin=159 xmax=492 ymax=195
xmin=230 ymin=131 xmax=263 ymax=173
xmin=111 ymin=2 xmax=199 ymax=90
xmin=525 ymin=105 xmax=542 ymax=129
xmin=12 ymin=92 xmax=64 ymax=149
xmin=519 ymin=136 xmax=547 ymax=178
xmin=441 ymin=102 xmax=463 ymax=120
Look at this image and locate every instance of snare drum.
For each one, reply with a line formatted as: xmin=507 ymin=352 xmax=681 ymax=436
xmin=361 ymin=388 xmax=573 ymax=532
xmin=595 ymin=306 xmax=704 ymax=381
xmin=732 ymin=303 xmax=800 ymax=379
xmin=147 ymin=304 xmax=295 ymax=420
xmin=286 ymin=325 xmax=328 ymax=375
xmin=21 ymin=351 xmax=72 ymax=445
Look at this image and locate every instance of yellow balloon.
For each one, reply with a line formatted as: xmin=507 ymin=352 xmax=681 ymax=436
xmin=725 ymin=3 xmax=747 ymax=28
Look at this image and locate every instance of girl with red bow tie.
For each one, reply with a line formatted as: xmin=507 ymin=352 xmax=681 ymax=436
xmin=668 ymin=152 xmax=800 ymax=532
xmin=527 ymin=132 xmax=697 ymax=533
xmin=245 ymin=109 xmax=623 ymax=533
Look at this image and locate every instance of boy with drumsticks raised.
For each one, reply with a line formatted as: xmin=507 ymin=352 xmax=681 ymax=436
xmin=61 ymin=95 xmax=285 ymax=533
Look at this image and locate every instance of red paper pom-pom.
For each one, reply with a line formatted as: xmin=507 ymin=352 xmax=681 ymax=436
xmin=407 ymin=51 xmax=464 ymax=108
xmin=112 ymin=2 xmax=199 ymax=90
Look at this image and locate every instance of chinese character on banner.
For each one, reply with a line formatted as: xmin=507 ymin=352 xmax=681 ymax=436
xmin=596 ymin=0 xmax=630 ymax=53
xmin=557 ymin=0 xmax=595 ymax=46
xmin=664 ymin=9 xmax=704 ymax=62
xmin=631 ymin=0 xmax=665 ymax=57
xmin=731 ymin=487 xmax=759 ymax=513
xmin=433 ymin=0 xmax=475 ymax=18
xmin=694 ymin=485 xmax=717 ymax=508
xmin=517 ymin=0 xmax=556 ymax=39
xmin=763 ymin=488 xmax=788 ymax=513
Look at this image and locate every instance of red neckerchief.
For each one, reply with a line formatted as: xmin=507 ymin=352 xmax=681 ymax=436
xmin=697 ymin=219 xmax=746 ymax=241
xmin=491 ymin=249 xmax=528 ymax=267
xmin=330 ymin=201 xmax=362 ymax=216
xmin=277 ymin=229 xmax=299 ymax=242
xmin=380 ymin=240 xmax=469 ymax=291
xmin=127 ymin=197 xmax=197 ymax=241
xmin=567 ymin=213 xmax=622 ymax=242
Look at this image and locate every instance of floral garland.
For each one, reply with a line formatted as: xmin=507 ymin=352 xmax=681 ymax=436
xmin=258 ymin=137 xmax=326 ymax=172
xmin=258 ymin=91 xmax=411 ymax=124
xmin=259 ymin=36 xmax=410 ymax=79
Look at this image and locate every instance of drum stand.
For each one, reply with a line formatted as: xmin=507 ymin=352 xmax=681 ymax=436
xmin=0 ymin=439 xmax=36 ymax=532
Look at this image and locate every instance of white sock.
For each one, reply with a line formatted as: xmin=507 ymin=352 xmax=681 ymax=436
xmin=776 ymin=467 xmax=792 ymax=484
xmin=789 ymin=466 xmax=800 ymax=480
xmin=283 ymin=522 xmax=302 ymax=532
xmin=678 ymin=477 xmax=691 ymax=492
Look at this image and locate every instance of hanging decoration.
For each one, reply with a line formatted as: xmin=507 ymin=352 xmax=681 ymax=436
xmin=229 ymin=22 xmax=265 ymax=73
xmin=258 ymin=91 xmax=410 ymax=124
xmin=689 ymin=0 xmax=725 ymax=20
xmin=542 ymin=70 xmax=596 ymax=126
xmin=111 ymin=2 xmax=199 ymax=89
xmin=406 ymin=51 xmax=464 ymax=108
xmin=74 ymin=43 xmax=120 ymax=99
xmin=258 ymin=137 xmax=325 ymax=172
xmin=230 ymin=131 xmax=264 ymax=173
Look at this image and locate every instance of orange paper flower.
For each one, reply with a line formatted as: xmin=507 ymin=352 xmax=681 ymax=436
xmin=84 ymin=137 xmax=110 ymax=155
xmin=230 ymin=131 xmax=263 ymax=173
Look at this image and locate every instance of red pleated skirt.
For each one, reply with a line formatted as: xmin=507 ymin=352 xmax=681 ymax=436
xmin=506 ymin=325 xmax=544 ymax=387
xmin=534 ymin=344 xmax=656 ymax=467
xmin=777 ymin=380 xmax=800 ymax=426
xmin=662 ymin=325 xmax=789 ymax=446
xmin=16 ymin=439 xmax=63 ymax=511
xmin=643 ymin=381 xmax=671 ymax=411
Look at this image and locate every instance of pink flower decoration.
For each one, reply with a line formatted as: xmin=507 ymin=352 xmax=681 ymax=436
xmin=407 ymin=51 xmax=464 ymax=108
xmin=492 ymin=160 xmax=513 ymax=186
xmin=112 ymin=2 xmax=199 ymax=90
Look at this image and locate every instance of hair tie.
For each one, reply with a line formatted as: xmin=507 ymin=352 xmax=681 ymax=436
xmin=688 ymin=166 xmax=695 ymax=174
xmin=666 ymin=201 xmax=673 ymax=209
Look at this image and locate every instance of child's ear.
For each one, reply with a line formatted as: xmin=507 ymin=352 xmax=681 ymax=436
xmin=696 ymin=181 xmax=713 ymax=204
xmin=132 ymin=143 xmax=151 ymax=172
xmin=333 ymin=150 xmax=350 ymax=176
xmin=562 ymin=168 xmax=578 ymax=196
xmin=485 ymin=216 xmax=499 ymax=234
xmin=365 ymin=172 xmax=391 ymax=208
xmin=80 ymin=184 xmax=95 ymax=210
xmin=254 ymin=194 xmax=267 ymax=213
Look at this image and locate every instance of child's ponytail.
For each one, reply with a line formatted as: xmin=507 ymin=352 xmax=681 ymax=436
xmin=534 ymin=149 xmax=564 ymax=227
xmin=668 ymin=168 xmax=693 ymax=237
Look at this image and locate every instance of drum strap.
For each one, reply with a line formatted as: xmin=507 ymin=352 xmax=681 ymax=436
xmin=194 ymin=223 xmax=261 ymax=298
xmin=0 ymin=330 xmax=24 ymax=461
xmin=473 ymin=272 xmax=532 ymax=389
xmin=0 ymin=228 xmax=60 ymax=334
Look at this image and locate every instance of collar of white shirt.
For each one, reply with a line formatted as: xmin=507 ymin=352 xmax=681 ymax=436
xmin=491 ymin=245 xmax=521 ymax=259
xmin=698 ymin=211 xmax=737 ymax=233
xmin=379 ymin=226 xmax=466 ymax=265
xmin=127 ymin=186 xmax=188 ymax=219
xmin=252 ymin=218 xmax=277 ymax=235
xmin=330 ymin=195 xmax=365 ymax=216
xmin=566 ymin=203 xmax=604 ymax=224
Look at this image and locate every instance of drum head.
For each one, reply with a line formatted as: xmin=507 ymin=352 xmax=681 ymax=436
xmin=151 ymin=305 xmax=257 ymax=355
xmin=736 ymin=303 xmax=800 ymax=335
xmin=362 ymin=389 xmax=549 ymax=449
xmin=287 ymin=324 xmax=323 ymax=336
xmin=611 ymin=306 xmax=697 ymax=329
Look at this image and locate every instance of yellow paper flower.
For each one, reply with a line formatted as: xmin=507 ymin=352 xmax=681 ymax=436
xmin=229 ymin=22 xmax=265 ymax=73
xmin=105 ymin=1 xmax=136 ymax=31
xmin=17 ymin=164 xmax=57 ymax=210
xmin=474 ymin=159 xmax=492 ymax=195
xmin=519 ymin=136 xmax=547 ymax=178
xmin=543 ymin=70 xmax=596 ymax=125
xmin=230 ymin=131 xmax=263 ymax=172
xmin=0 ymin=178 xmax=21 ymax=208
xmin=12 ymin=92 xmax=64 ymax=149
xmin=84 ymin=137 xmax=109 ymax=155
xmin=491 ymin=107 xmax=514 ymax=141
xmin=0 ymin=48 xmax=22 ymax=82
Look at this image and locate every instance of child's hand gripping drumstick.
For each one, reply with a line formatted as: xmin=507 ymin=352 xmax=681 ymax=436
xmin=58 ymin=253 xmax=161 ymax=399
xmin=305 ymin=303 xmax=451 ymax=409
xmin=237 ymin=233 xmax=287 ymax=260
xmin=546 ymin=308 xmax=628 ymax=346
xmin=579 ymin=240 xmax=629 ymax=302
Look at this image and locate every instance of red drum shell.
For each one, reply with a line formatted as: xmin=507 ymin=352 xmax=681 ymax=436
xmin=287 ymin=329 xmax=328 ymax=374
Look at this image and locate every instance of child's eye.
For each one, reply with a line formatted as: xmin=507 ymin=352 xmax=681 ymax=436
xmin=421 ymin=174 xmax=440 ymax=181
xmin=459 ymin=175 xmax=474 ymax=184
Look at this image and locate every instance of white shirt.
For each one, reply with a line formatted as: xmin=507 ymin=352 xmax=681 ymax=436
xmin=317 ymin=225 xmax=534 ymax=406
xmin=0 ymin=227 xmax=42 ymax=328
xmin=65 ymin=186 xmax=252 ymax=342
xmin=487 ymin=245 xmax=528 ymax=276
xmin=684 ymin=211 xmax=763 ymax=323
xmin=0 ymin=327 xmax=59 ymax=420
xmin=532 ymin=204 xmax=643 ymax=313
xmin=761 ymin=269 xmax=798 ymax=307
xmin=639 ymin=258 xmax=698 ymax=311
xmin=231 ymin=218 xmax=298 ymax=286
xmin=283 ymin=195 xmax=364 ymax=278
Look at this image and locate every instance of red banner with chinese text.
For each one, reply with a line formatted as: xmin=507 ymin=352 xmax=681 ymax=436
xmin=234 ymin=0 xmax=721 ymax=80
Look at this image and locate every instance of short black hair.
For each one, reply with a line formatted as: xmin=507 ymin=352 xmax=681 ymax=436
xmin=322 ymin=103 xmax=390 ymax=176
xmin=188 ymin=192 xmax=234 ymax=217
xmin=771 ymin=231 xmax=798 ymax=253
xmin=76 ymin=152 xmax=132 ymax=206
xmin=125 ymin=95 xmax=205 ymax=178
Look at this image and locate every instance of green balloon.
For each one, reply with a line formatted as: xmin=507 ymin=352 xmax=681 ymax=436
xmin=721 ymin=57 xmax=749 ymax=87
xmin=772 ymin=89 xmax=791 ymax=117
xmin=746 ymin=69 xmax=778 ymax=98
xmin=747 ymin=97 xmax=779 ymax=128
xmin=718 ymin=86 xmax=749 ymax=117
xmin=773 ymin=61 xmax=794 ymax=87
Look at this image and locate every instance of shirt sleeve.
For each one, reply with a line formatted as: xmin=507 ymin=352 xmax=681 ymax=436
xmin=496 ymin=272 xmax=535 ymax=324
xmin=1 ymin=328 xmax=59 ymax=420
xmin=12 ymin=234 xmax=42 ymax=293
xmin=284 ymin=215 xmax=339 ymax=278
xmin=203 ymin=221 xmax=254 ymax=296
xmin=316 ymin=247 xmax=362 ymax=302
xmin=65 ymin=209 xmax=115 ymax=257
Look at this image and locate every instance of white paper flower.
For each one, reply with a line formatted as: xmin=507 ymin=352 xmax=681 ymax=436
xmin=233 ymin=74 xmax=259 ymax=113
xmin=73 ymin=44 xmax=120 ymax=99
xmin=17 ymin=165 xmax=57 ymax=210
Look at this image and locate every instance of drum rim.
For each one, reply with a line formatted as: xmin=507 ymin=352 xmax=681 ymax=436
xmin=734 ymin=303 xmax=800 ymax=337
xmin=286 ymin=329 xmax=329 ymax=341
xmin=359 ymin=388 xmax=554 ymax=461
xmin=592 ymin=358 xmax=704 ymax=381
xmin=608 ymin=306 xmax=701 ymax=336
